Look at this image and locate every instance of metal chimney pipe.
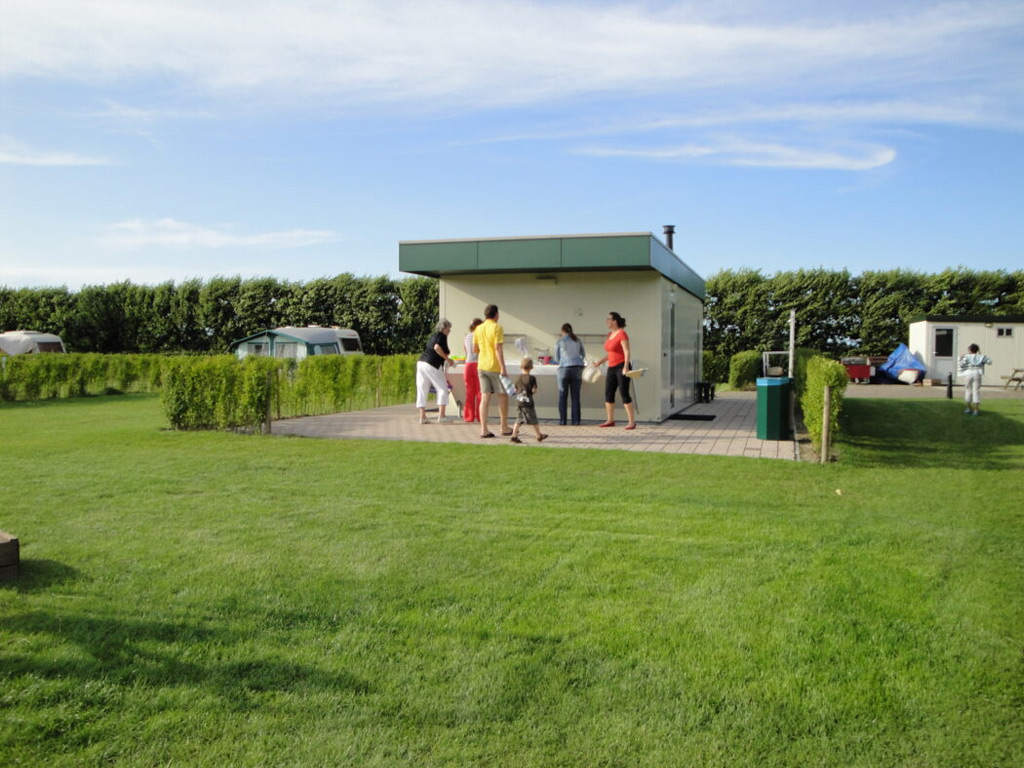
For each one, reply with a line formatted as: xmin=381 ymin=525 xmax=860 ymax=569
xmin=663 ymin=225 xmax=675 ymax=251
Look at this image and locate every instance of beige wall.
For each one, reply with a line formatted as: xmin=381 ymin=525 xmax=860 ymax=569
xmin=440 ymin=271 xmax=702 ymax=421
xmin=910 ymin=320 xmax=1024 ymax=382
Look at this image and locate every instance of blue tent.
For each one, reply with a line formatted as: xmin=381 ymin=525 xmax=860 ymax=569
xmin=877 ymin=343 xmax=927 ymax=383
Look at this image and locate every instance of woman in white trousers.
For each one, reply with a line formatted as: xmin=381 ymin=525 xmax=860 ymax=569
xmin=416 ymin=319 xmax=454 ymax=423
xmin=957 ymin=343 xmax=992 ymax=416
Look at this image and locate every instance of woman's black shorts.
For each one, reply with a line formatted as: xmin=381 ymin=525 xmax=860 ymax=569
xmin=605 ymin=364 xmax=632 ymax=404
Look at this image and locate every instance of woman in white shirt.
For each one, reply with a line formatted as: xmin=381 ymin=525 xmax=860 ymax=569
xmin=957 ymin=343 xmax=993 ymax=416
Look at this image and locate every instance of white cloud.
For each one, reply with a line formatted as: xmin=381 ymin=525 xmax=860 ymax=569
xmin=3 ymin=0 xmax=1022 ymax=124
xmin=98 ymin=219 xmax=337 ymax=250
xmin=578 ymin=144 xmax=717 ymax=160
xmin=0 ymin=135 xmax=111 ymax=166
xmin=577 ymin=138 xmax=896 ymax=170
xmin=719 ymin=140 xmax=897 ymax=170
xmin=90 ymin=101 xmax=215 ymax=123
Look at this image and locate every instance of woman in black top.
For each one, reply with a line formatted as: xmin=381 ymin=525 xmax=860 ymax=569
xmin=415 ymin=319 xmax=454 ymax=424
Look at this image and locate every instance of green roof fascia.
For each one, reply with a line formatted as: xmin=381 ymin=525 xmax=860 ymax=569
xmin=399 ymin=233 xmax=705 ymax=300
xmin=649 ymin=237 xmax=705 ymax=301
xmin=906 ymin=314 xmax=1024 ymax=324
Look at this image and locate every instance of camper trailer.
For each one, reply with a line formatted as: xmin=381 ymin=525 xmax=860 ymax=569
xmin=230 ymin=326 xmax=363 ymax=360
xmin=0 ymin=330 xmax=67 ymax=355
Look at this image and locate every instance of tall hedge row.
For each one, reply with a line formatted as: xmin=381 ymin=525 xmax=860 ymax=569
xmin=705 ymin=267 xmax=1024 ymax=359
xmin=0 ymin=274 xmax=439 ymax=355
xmin=5 ymin=267 xmax=1021 ymax=361
xmin=800 ymin=356 xmax=850 ymax=458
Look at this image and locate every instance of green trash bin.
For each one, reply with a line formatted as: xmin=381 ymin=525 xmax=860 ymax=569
xmin=756 ymin=377 xmax=792 ymax=440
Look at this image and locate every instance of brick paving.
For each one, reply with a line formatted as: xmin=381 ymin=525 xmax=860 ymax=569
xmin=269 ymin=383 xmax=1021 ymax=460
xmin=270 ymin=391 xmax=797 ymax=460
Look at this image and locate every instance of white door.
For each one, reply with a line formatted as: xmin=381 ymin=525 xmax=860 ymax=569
xmin=932 ymin=327 xmax=956 ymax=381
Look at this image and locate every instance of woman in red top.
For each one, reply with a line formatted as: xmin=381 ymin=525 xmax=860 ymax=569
xmin=591 ymin=311 xmax=636 ymax=429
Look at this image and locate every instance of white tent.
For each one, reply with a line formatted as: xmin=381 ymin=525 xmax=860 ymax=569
xmin=0 ymin=330 xmax=67 ymax=355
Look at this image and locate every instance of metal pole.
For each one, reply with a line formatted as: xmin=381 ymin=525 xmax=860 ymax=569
xmin=788 ymin=309 xmax=796 ymax=377
xmin=820 ymin=385 xmax=831 ymax=465
xmin=946 ymin=373 xmax=953 ymax=399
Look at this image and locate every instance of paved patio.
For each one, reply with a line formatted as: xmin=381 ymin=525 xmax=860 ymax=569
xmin=272 ymin=390 xmax=795 ymax=460
xmin=270 ymin=383 xmax=1021 ymax=460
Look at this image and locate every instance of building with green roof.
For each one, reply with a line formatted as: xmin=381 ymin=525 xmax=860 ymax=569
xmin=399 ymin=231 xmax=706 ymax=422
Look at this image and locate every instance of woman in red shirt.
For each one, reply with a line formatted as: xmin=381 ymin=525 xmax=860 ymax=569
xmin=591 ymin=311 xmax=636 ymax=429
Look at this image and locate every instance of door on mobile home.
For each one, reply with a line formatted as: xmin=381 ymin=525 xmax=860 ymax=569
xmin=932 ymin=327 xmax=956 ymax=380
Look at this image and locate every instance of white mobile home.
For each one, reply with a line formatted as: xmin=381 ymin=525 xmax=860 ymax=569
xmin=399 ymin=231 xmax=705 ymax=423
xmin=908 ymin=315 xmax=1024 ymax=384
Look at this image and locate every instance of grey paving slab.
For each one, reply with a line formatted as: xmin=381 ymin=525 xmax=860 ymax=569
xmin=271 ymin=391 xmax=798 ymax=461
xmin=269 ymin=384 xmax=1021 ymax=459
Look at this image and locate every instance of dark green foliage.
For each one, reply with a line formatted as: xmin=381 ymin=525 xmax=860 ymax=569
xmin=0 ymin=275 xmax=439 ymax=356
xmin=706 ymin=267 xmax=1024 ymax=358
xmin=701 ymin=349 xmax=729 ymax=384
xmin=800 ymin=356 xmax=849 ymax=455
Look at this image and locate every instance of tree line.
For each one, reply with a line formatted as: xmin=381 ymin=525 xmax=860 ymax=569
xmin=705 ymin=267 xmax=1023 ymax=359
xmin=2 ymin=267 xmax=1021 ymax=357
xmin=0 ymin=275 xmax=438 ymax=355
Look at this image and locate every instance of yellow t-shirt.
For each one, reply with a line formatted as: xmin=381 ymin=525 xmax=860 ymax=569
xmin=473 ymin=319 xmax=504 ymax=373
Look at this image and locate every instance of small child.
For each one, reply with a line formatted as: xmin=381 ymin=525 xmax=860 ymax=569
xmin=510 ymin=358 xmax=548 ymax=443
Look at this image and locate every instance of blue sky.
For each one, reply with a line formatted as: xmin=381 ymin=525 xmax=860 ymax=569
xmin=2 ymin=0 xmax=1022 ymax=289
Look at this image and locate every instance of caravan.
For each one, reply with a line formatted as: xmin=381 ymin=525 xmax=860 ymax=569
xmin=0 ymin=330 xmax=67 ymax=355
xmin=230 ymin=326 xmax=363 ymax=360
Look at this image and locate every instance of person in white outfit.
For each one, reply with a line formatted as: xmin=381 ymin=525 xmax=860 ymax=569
xmin=957 ymin=343 xmax=993 ymax=416
xmin=415 ymin=319 xmax=455 ymax=424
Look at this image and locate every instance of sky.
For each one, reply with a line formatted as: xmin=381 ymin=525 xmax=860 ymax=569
xmin=1 ymin=0 xmax=1023 ymax=290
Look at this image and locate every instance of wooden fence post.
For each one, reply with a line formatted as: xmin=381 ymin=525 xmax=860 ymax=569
xmin=820 ymin=385 xmax=831 ymax=465
xmin=264 ymin=370 xmax=273 ymax=435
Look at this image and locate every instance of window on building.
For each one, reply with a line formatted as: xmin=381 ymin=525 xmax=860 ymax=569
xmin=997 ymin=327 xmax=1013 ymax=337
xmin=274 ymin=342 xmax=298 ymax=358
xmin=934 ymin=328 xmax=954 ymax=357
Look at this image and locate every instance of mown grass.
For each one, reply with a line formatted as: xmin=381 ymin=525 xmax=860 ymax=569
xmin=1 ymin=395 xmax=1021 ymax=767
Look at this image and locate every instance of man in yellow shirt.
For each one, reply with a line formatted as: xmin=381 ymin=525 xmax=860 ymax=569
xmin=472 ymin=303 xmax=510 ymax=438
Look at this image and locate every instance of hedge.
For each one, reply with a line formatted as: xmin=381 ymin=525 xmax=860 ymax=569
xmin=727 ymin=347 xmax=820 ymax=393
xmin=728 ymin=350 xmax=763 ymax=390
xmin=800 ymin=356 xmax=849 ymax=458
xmin=0 ymin=353 xmax=165 ymax=401
xmin=702 ymin=350 xmax=729 ymax=385
xmin=0 ymin=352 xmax=419 ymax=433
xmin=162 ymin=354 xmax=419 ymax=431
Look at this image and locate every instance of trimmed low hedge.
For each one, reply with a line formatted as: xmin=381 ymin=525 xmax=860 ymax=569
xmin=728 ymin=350 xmax=763 ymax=390
xmin=702 ymin=350 xmax=730 ymax=385
xmin=800 ymin=356 xmax=849 ymax=457
xmin=0 ymin=353 xmax=165 ymax=401
xmin=162 ymin=354 xmax=418 ymax=431
xmin=0 ymin=352 xmax=419 ymax=432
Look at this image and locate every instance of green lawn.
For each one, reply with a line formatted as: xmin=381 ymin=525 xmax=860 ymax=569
xmin=1 ymin=395 xmax=1021 ymax=767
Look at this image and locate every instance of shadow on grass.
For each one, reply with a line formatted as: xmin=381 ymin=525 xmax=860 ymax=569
xmin=3 ymin=609 xmax=374 ymax=707
xmin=838 ymin=399 xmax=1024 ymax=470
xmin=5 ymin=559 xmax=83 ymax=592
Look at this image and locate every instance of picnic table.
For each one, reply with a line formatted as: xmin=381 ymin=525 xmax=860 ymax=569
xmin=1003 ymin=369 xmax=1024 ymax=390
